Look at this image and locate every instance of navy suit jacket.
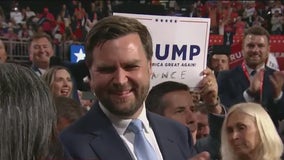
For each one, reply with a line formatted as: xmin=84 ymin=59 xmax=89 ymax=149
xmin=217 ymin=66 xmax=284 ymax=127
xmin=60 ymin=103 xmax=196 ymax=160
xmin=195 ymin=113 xmax=224 ymax=160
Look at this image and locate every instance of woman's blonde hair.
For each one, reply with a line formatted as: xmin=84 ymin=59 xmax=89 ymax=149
xmin=41 ymin=65 xmax=73 ymax=98
xmin=221 ymin=102 xmax=283 ymax=160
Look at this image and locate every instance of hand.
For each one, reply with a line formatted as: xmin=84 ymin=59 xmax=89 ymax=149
xmin=198 ymin=69 xmax=218 ymax=104
xmin=198 ymin=69 xmax=222 ymax=114
xmin=269 ymin=71 xmax=284 ymax=98
xmin=188 ymin=151 xmax=210 ymax=160
xmin=248 ymin=69 xmax=263 ymax=93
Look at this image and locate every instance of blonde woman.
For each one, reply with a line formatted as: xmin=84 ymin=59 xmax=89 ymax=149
xmin=221 ymin=102 xmax=283 ymax=160
xmin=42 ymin=66 xmax=73 ymax=98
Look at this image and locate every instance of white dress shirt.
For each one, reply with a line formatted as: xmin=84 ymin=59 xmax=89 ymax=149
xmin=243 ymin=64 xmax=264 ymax=102
xmin=100 ymin=102 xmax=163 ymax=160
xmin=243 ymin=64 xmax=282 ymax=102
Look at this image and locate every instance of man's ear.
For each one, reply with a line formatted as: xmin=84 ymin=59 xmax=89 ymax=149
xmin=267 ymin=44 xmax=270 ymax=59
xmin=29 ymin=52 xmax=33 ymax=61
xmin=148 ymin=60 xmax=152 ymax=75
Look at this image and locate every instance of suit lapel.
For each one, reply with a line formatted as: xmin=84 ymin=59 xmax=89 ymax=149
xmin=87 ymin=104 xmax=133 ymax=160
xmin=86 ymin=105 xmax=191 ymax=160
xmin=89 ymin=128 xmax=132 ymax=160
xmin=236 ymin=66 xmax=250 ymax=89
xmin=147 ymin=112 xmax=186 ymax=160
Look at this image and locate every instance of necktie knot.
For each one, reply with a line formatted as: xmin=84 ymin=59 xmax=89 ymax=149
xmin=251 ymin=70 xmax=256 ymax=76
xmin=127 ymin=119 xmax=157 ymax=160
xmin=128 ymin=119 xmax=143 ymax=134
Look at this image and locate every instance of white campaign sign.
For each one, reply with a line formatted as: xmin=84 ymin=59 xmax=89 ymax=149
xmin=114 ymin=13 xmax=210 ymax=89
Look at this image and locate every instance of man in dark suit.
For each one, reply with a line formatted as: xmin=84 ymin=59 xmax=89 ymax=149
xmin=146 ymin=78 xmax=225 ymax=160
xmin=60 ymin=15 xmax=210 ymax=160
xmin=217 ymin=26 xmax=284 ymax=128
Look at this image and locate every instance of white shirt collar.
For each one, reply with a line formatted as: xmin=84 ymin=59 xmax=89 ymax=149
xmin=245 ymin=64 xmax=265 ymax=74
xmin=38 ymin=68 xmax=46 ymax=75
xmin=99 ymin=102 xmax=150 ymax=136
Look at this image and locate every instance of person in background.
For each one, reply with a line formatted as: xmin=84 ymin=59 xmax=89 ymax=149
xmin=188 ymin=88 xmax=210 ymax=140
xmin=0 ymin=63 xmax=56 ymax=160
xmin=29 ymin=32 xmax=54 ymax=76
xmin=17 ymin=22 xmax=33 ymax=39
xmin=77 ymin=90 xmax=96 ymax=111
xmin=0 ymin=39 xmax=7 ymax=63
xmin=38 ymin=7 xmax=55 ymax=35
xmin=49 ymin=56 xmax=91 ymax=106
xmin=217 ymin=26 xmax=284 ymax=128
xmin=25 ymin=6 xmax=35 ymax=19
xmin=146 ymin=79 xmax=224 ymax=160
xmin=221 ymin=102 xmax=283 ymax=160
xmin=208 ymin=45 xmax=230 ymax=77
xmin=195 ymin=106 xmax=210 ymax=139
xmin=49 ymin=56 xmax=90 ymax=92
xmin=54 ymin=96 xmax=85 ymax=134
xmin=146 ymin=81 xmax=198 ymax=144
xmin=60 ymin=15 xmax=210 ymax=160
xmin=270 ymin=9 xmax=284 ymax=35
xmin=41 ymin=66 xmax=74 ymax=98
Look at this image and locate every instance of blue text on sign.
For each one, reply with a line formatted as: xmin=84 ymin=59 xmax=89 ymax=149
xmin=155 ymin=44 xmax=200 ymax=60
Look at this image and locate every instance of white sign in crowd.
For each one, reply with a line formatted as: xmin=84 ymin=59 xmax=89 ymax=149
xmin=115 ymin=13 xmax=211 ymax=89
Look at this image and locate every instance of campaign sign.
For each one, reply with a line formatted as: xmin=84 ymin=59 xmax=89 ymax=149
xmin=114 ymin=13 xmax=210 ymax=89
xmin=70 ymin=44 xmax=86 ymax=63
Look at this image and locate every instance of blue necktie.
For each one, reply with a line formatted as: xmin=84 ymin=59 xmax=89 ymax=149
xmin=128 ymin=119 xmax=157 ymax=160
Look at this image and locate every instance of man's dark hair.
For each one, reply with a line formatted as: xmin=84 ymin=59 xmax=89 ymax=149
xmin=244 ymin=26 xmax=270 ymax=42
xmin=29 ymin=32 xmax=54 ymax=48
xmin=85 ymin=15 xmax=153 ymax=67
xmin=146 ymin=81 xmax=189 ymax=114
xmin=54 ymin=96 xmax=85 ymax=123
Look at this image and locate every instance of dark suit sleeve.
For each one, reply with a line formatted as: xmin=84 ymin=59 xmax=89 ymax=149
xmin=217 ymin=70 xmax=247 ymax=108
xmin=147 ymin=112 xmax=198 ymax=159
xmin=263 ymin=68 xmax=284 ymax=126
xmin=195 ymin=113 xmax=224 ymax=159
xmin=273 ymin=97 xmax=284 ymax=120
xmin=60 ymin=142 xmax=73 ymax=160
xmin=208 ymin=113 xmax=224 ymax=140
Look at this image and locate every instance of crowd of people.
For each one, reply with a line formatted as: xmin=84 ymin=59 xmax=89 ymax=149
xmin=0 ymin=0 xmax=284 ymax=64
xmin=169 ymin=0 xmax=284 ymax=36
xmin=1 ymin=1 xmax=284 ymax=160
xmin=0 ymin=0 xmax=112 ymax=43
xmin=0 ymin=0 xmax=284 ymax=44
xmin=1 ymin=14 xmax=284 ymax=160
